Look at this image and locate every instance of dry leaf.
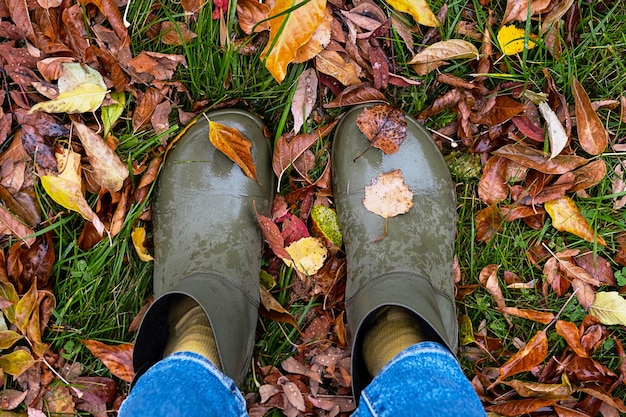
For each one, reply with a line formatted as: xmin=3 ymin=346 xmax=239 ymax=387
xmin=315 ymin=50 xmax=362 ymax=86
xmin=489 ymin=329 xmax=548 ymax=389
xmin=236 ymin=0 xmax=271 ymax=34
xmin=356 ymin=105 xmax=407 ymax=155
xmin=589 ymin=292 xmax=626 ymax=326
xmin=571 ymin=77 xmax=608 ymax=155
xmin=284 ymin=237 xmax=328 ymax=275
xmin=478 ymin=155 xmax=508 ymax=205
xmin=127 ymin=52 xmax=187 ymax=81
xmin=504 ymin=379 xmax=572 ymax=399
xmin=254 ymin=202 xmax=291 ymax=261
xmin=291 ymin=68 xmax=318 ymax=134
xmin=486 ymin=398 xmax=558 ymax=416
xmin=544 ymin=196 xmax=606 ymax=246
xmin=259 ymin=287 xmax=301 ymax=331
xmin=131 ymin=227 xmax=153 ymax=262
xmin=497 ymin=25 xmax=537 ymax=55
xmin=502 ymin=0 xmax=553 ymax=24
xmin=160 ymin=21 xmax=197 ymax=46
xmin=72 ymin=120 xmax=128 ymax=192
xmin=293 ymin=8 xmax=332 ymax=63
xmin=408 ymin=39 xmax=479 ymax=75
xmin=81 ymin=340 xmax=134 ymax=382
xmin=384 ymin=0 xmax=439 ymax=27
xmin=493 ymin=143 xmax=588 ymax=174
xmin=556 ymin=320 xmax=588 ymax=358
xmin=323 ymin=83 xmax=387 ymax=108
xmin=261 ymin=0 xmax=326 ymax=82
xmin=537 ymin=101 xmax=569 ymax=159
xmin=0 ymin=349 xmax=36 ymax=377
xmin=208 ymin=118 xmax=258 ymax=183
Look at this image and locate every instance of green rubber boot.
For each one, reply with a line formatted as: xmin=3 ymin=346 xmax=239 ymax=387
xmin=133 ymin=109 xmax=274 ymax=385
xmin=332 ymin=104 xmax=457 ymax=400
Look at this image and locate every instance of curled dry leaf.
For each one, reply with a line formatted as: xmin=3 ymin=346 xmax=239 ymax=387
xmin=259 ymin=287 xmax=301 ymax=331
xmin=208 ymin=118 xmax=258 ymax=183
xmin=503 ymin=379 xmax=572 ymax=400
xmin=356 ymin=105 xmax=407 ymax=155
xmin=493 ymin=143 xmax=588 ymax=174
xmin=81 ymin=340 xmax=134 ymax=382
xmin=236 ymin=0 xmax=270 ymax=34
xmin=556 ymin=320 xmax=588 ymax=358
xmin=544 ymin=196 xmax=606 ymax=246
xmin=537 ymin=101 xmax=569 ymax=159
xmin=489 ymin=329 xmax=548 ymax=389
xmin=571 ymin=77 xmax=608 ymax=155
xmin=323 ymin=83 xmax=386 ymax=108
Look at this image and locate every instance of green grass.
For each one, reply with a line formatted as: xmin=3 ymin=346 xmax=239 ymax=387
xmin=36 ymin=0 xmax=626 ymax=411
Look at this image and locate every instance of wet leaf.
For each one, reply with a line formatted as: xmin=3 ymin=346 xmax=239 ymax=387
xmin=131 ymin=227 xmax=153 ymax=262
xmin=291 ymin=68 xmax=318 ymax=134
xmin=315 ymin=50 xmax=362 ymax=86
xmin=500 ymin=307 xmax=554 ymax=324
xmin=475 ymin=204 xmax=503 ymax=243
xmin=0 ymin=350 xmax=36 ymax=377
xmin=160 ymin=21 xmax=197 ymax=46
xmin=293 ymin=8 xmax=332 ymax=64
xmin=208 ymin=118 xmax=258 ymax=183
xmin=72 ymin=120 xmax=128 ymax=192
xmin=259 ymin=287 xmax=301 ymax=331
xmin=261 ymin=0 xmax=325 ymax=83
xmin=478 ymin=156 xmax=508 ymax=205
xmin=323 ymin=83 xmax=387 ymax=108
xmin=556 ymin=320 xmax=588 ymax=358
xmin=101 ymin=91 xmax=126 ymax=138
xmin=497 ymin=25 xmax=537 ymax=55
xmin=236 ymin=0 xmax=270 ymax=34
xmin=544 ymin=196 xmax=606 ymax=246
xmin=14 ymin=282 xmax=37 ymax=334
xmin=385 ymin=0 xmax=438 ymax=27
xmin=362 ymin=169 xmax=414 ymax=241
xmin=310 ymin=205 xmax=342 ymax=247
xmin=588 ymin=292 xmax=626 ymax=326
xmin=474 ymin=96 xmax=526 ymax=127
xmin=356 ymin=105 xmax=407 ymax=155
xmin=408 ymin=40 xmax=479 ymax=74
xmin=254 ymin=202 xmax=291 ymax=261
xmin=284 ymin=237 xmax=328 ymax=275
xmin=504 ymin=378 xmax=572 ymax=399
xmin=570 ymin=160 xmax=606 ymax=193
xmin=281 ymin=215 xmax=310 ymax=246
xmin=40 ymin=149 xmax=105 ymax=235
xmin=493 ymin=143 xmax=588 ymax=174
xmin=571 ymin=77 xmax=608 ymax=155
xmin=489 ymin=329 xmax=548 ymax=389
xmin=81 ymin=340 xmax=134 ymax=382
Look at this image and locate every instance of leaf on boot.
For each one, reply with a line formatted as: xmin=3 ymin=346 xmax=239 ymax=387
xmin=207 ymin=118 xmax=258 ymax=183
xmin=356 ymin=105 xmax=407 ymax=155
xmin=362 ymin=169 xmax=413 ymax=241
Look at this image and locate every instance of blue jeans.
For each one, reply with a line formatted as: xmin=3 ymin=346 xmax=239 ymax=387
xmin=120 ymin=342 xmax=485 ymax=417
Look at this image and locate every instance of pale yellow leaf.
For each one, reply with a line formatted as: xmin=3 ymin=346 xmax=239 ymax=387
xmin=283 ymin=237 xmax=328 ymax=275
xmin=537 ymin=101 xmax=568 ymax=159
xmin=497 ymin=25 xmax=537 ymax=56
xmin=261 ymin=0 xmax=326 ymax=83
xmin=408 ymin=39 xmax=478 ymax=75
xmin=363 ymin=169 xmax=414 ymax=219
xmin=131 ymin=227 xmax=154 ymax=262
xmin=589 ymin=292 xmax=626 ymax=326
xmin=385 ymin=0 xmax=439 ymax=27
xmin=72 ymin=120 xmax=128 ymax=192
xmin=29 ymin=83 xmax=107 ymax=114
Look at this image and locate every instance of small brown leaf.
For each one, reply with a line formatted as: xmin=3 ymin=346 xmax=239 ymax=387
xmin=556 ymin=320 xmax=588 ymax=358
xmin=259 ymin=287 xmax=301 ymax=332
xmin=356 ymin=105 xmax=407 ymax=155
xmin=80 ymin=340 xmax=134 ymax=382
xmin=208 ymin=118 xmax=257 ymax=183
xmin=132 ymin=88 xmax=164 ymax=132
xmin=160 ymin=21 xmax=197 ymax=45
xmin=545 ymin=196 xmax=606 ymax=246
xmin=324 ymin=83 xmax=387 ymax=108
xmin=236 ymin=0 xmax=270 ymax=34
xmin=489 ymin=329 xmax=548 ymax=389
xmin=504 ymin=379 xmax=572 ymax=399
xmin=571 ymin=77 xmax=608 ymax=155
xmin=486 ymin=398 xmax=558 ymax=416
xmin=474 ymin=96 xmax=526 ymax=127
xmin=475 ymin=205 xmax=503 ymax=243
xmin=493 ymin=143 xmax=588 ymax=174
xmin=478 ymin=156 xmax=508 ymax=205
xmin=571 ymin=278 xmax=596 ymax=310
xmin=570 ymin=160 xmax=606 ymax=193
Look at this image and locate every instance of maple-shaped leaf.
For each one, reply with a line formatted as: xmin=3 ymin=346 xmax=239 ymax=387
xmin=362 ymin=169 xmax=414 ymax=242
xmin=384 ymin=0 xmax=439 ymax=27
xmin=283 ymin=237 xmax=328 ymax=275
xmin=261 ymin=0 xmax=326 ymax=83
xmin=497 ymin=25 xmax=538 ymax=56
xmin=131 ymin=227 xmax=154 ymax=262
xmin=208 ymin=118 xmax=258 ymax=183
xmin=571 ymin=76 xmax=609 ymax=155
xmin=544 ymin=196 xmax=606 ymax=246
xmin=41 ymin=149 xmax=105 ymax=235
xmin=356 ymin=105 xmax=407 ymax=156
xmin=29 ymin=63 xmax=107 ymax=114
xmin=81 ymin=340 xmax=134 ymax=382
xmin=589 ymin=292 xmax=626 ymax=326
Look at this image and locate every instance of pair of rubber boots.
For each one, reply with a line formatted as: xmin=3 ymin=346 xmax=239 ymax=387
xmin=132 ymin=105 xmax=458 ymax=400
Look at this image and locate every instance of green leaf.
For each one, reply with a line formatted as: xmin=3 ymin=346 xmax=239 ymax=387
xmin=102 ymin=91 xmax=126 ymax=137
xmin=589 ymin=292 xmax=626 ymax=326
xmin=311 ymin=205 xmax=343 ymax=247
xmin=0 ymin=350 xmax=36 ymax=376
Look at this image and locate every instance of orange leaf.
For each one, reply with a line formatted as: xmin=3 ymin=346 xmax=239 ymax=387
xmin=81 ymin=340 xmax=134 ymax=382
xmin=555 ymin=320 xmax=588 ymax=358
xmin=261 ymin=0 xmax=326 ymax=83
xmin=489 ymin=329 xmax=548 ymax=389
xmin=571 ymin=77 xmax=608 ymax=155
xmin=486 ymin=398 xmax=558 ymax=416
xmin=545 ymin=196 xmax=606 ymax=246
xmin=208 ymin=119 xmax=258 ymax=183
xmin=356 ymin=105 xmax=407 ymax=155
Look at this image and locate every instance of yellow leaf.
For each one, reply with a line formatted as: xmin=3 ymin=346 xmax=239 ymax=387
xmin=283 ymin=237 xmax=328 ymax=275
xmin=40 ymin=149 xmax=105 ymax=234
xmin=72 ymin=119 xmax=128 ymax=191
xmin=131 ymin=227 xmax=154 ymax=262
xmin=497 ymin=25 xmax=537 ymax=56
xmin=385 ymin=0 xmax=439 ymax=27
xmin=293 ymin=8 xmax=332 ymax=63
xmin=0 ymin=330 xmax=22 ymax=350
xmin=29 ymin=83 xmax=107 ymax=114
xmin=261 ymin=0 xmax=326 ymax=83
xmin=544 ymin=196 xmax=606 ymax=246
xmin=589 ymin=292 xmax=626 ymax=326
xmin=0 ymin=350 xmax=36 ymax=377
xmin=315 ymin=50 xmax=362 ymax=86
xmin=408 ymin=39 xmax=479 ymax=75
xmin=208 ymin=119 xmax=258 ymax=183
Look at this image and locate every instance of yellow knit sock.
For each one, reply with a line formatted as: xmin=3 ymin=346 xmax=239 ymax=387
xmin=362 ymin=306 xmax=424 ymax=376
xmin=163 ymin=297 xmax=221 ymax=369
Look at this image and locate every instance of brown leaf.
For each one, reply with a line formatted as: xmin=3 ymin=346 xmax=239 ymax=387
xmin=132 ymin=88 xmax=164 ymax=132
xmin=80 ymin=0 xmax=128 ymax=43
xmin=489 ymin=329 xmax=548 ymax=389
xmin=570 ymin=160 xmax=606 ymax=193
xmin=20 ymin=125 xmax=56 ymax=172
xmin=571 ymin=77 xmax=608 ymax=155
xmin=208 ymin=118 xmax=257 ymax=183
xmin=259 ymin=287 xmax=301 ymax=332
xmin=0 ymin=205 xmax=36 ymax=248
xmin=571 ymin=278 xmax=596 ymax=310
xmin=281 ymin=357 xmax=323 ymax=383
xmin=575 ymin=252 xmax=615 ymax=286
xmin=545 ymin=196 xmax=606 ymax=246
xmin=475 ymin=204 xmax=503 ymax=243
xmin=324 ymin=83 xmax=386 ymax=108
xmin=127 ymin=52 xmax=187 ymax=81
xmin=504 ymin=379 xmax=572 ymax=399
xmin=500 ymin=307 xmax=554 ymax=324
xmin=486 ymin=398 xmax=558 ymax=416
xmin=356 ymin=105 xmax=407 ymax=155
xmin=315 ymin=50 xmax=362 ymax=86
xmin=0 ymin=389 xmax=28 ymax=410
xmin=578 ymin=386 xmax=626 ymax=413
xmin=80 ymin=340 xmax=134 ymax=382
xmin=478 ymin=156 xmax=508 ymax=205
xmin=73 ymin=376 xmax=118 ymax=417
xmin=479 ymin=264 xmax=506 ymax=311
xmin=493 ymin=143 xmax=588 ymax=174
xmin=160 ymin=21 xmax=197 ymax=45
xmin=7 ymin=0 xmax=36 ymax=42
xmin=291 ymin=68 xmax=318 ymax=134
xmin=473 ymin=96 xmax=526 ymax=126
xmin=556 ymin=320 xmax=588 ymax=358
xmin=236 ymin=0 xmax=270 ymax=34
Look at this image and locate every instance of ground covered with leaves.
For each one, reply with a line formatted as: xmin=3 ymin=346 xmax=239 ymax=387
xmin=0 ymin=0 xmax=625 ymax=415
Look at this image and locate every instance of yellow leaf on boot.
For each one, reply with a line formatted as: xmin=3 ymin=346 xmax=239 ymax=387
xmin=544 ymin=196 xmax=606 ymax=246
xmin=384 ymin=0 xmax=439 ymax=27
xmin=284 ymin=237 xmax=328 ymax=275
xmin=261 ymin=0 xmax=326 ymax=83
xmin=208 ymin=119 xmax=258 ymax=183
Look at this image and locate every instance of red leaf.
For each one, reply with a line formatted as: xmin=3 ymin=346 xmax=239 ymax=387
xmin=254 ymin=202 xmax=291 ymax=261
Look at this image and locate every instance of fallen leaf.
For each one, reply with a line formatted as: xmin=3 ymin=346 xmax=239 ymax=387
xmin=589 ymin=292 xmax=626 ymax=326
xmin=362 ymin=169 xmax=414 ymax=241
xmin=0 ymin=330 xmax=23 ymax=350
xmin=261 ymin=0 xmax=325 ymax=83
xmin=284 ymin=237 xmax=328 ymax=275
xmin=502 ymin=0 xmax=553 ymax=24
xmin=504 ymin=378 xmax=572 ymax=399
xmin=570 ymin=160 xmax=606 ymax=193
xmin=486 ymin=398 xmax=558 ymax=416
xmin=475 ymin=204 xmax=503 ymax=243
xmin=132 ymin=87 xmax=164 ymax=132
xmin=571 ymin=77 xmax=608 ymax=155
xmin=356 ymin=105 xmax=407 ymax=155
xmin=323 ymin=83 xmax=387 ymax=108
xmin=478 ymin=156 xmax=508 ymax=205
xmin=493 ymin=143 xmax=588 ymax=174
xmin=160 ymin=21 xmax=197 ymax=46
xmin=497 ymin=25 xmax=537 ymax=55
xmin=408 ymin=39 xmax=479 ymax=75
xmin=236 ymin=0 xmax=271 ymax=34
xmin=254 ymin=202 xmax=291 ymax=261
xmin=540 ymin=0 xmax=574 ymax=33
xmin=315 ymin=50 xmax=362 ymax=86
xmin=544 ymin=196 xmax=606 ymax=246
xmin=281 ymin=380 xmax=305 ymax=411
xmin=101 ymin=91 xmax=126 ymax=138
xmin=473 ymin=96 xmax=527 ymax=127
xmin=572 ymin=278 xmax=596 ymax=310
xmin=208 ymin=118 xmax=258 ymax=183
xmin=556 ymin=320 xmax=588 ymax=358
xmin=259 ymin=287 xmax=301 ymax=331
xmin=489 ymin=329 xmax=548 ymax=389
xmin=127 ymin=52 xmax=187 ymax=81
xmin=0 ymin=205 xmax=36 ymax=247
xmin=384 ymin=0 xmax=439 ymax=27
xmin=293 ymin=8 xmax=332 ymax=63
xmin=0 ymin=388 xmax=28 ymax=410
xmin=291 ymin=68 xmax=318 ymax=134
xmin=80 ymin=340 xmax=134 ymax=382
xmin=72 ymin=120 xmax=128 ymax=192
xmin=0 ymin=349 xmax=36 ymax=377
xmin=537 ymin=101 xmax=569 ymax=159
xmin=281 ymin=214 xmax=310 ymax=246
xmin=310 ymin=205 xmax=342 ymax=247
xmin=131 ymin=227 xmax=153 ymax=262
